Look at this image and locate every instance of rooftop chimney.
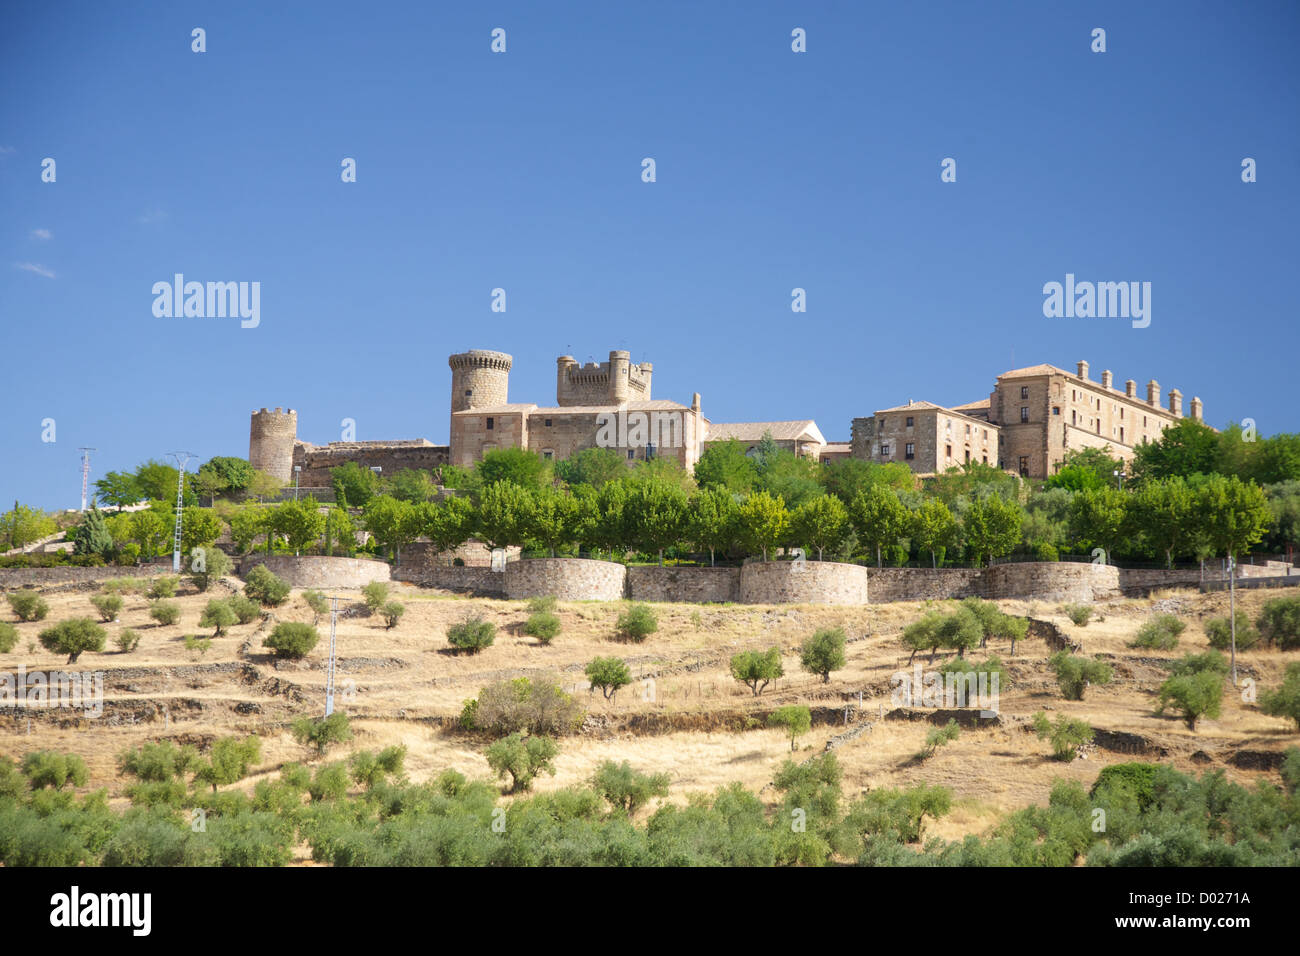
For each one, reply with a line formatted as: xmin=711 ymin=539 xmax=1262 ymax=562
xmin=1147 ymin=379 xmax=1161 ymax=408
xmin=1077 ymin=360 xmax=1089 ymax=381
xmin=1169 ymin=388 xmax=1183 ymax=417
xmin=1101 ymin=370 xmax=1113 ymax=389
xmin=1190 ymin=396 xmax=1203 ymax=422
xmin=1125 ymin=379 xmax=1137 ymax=398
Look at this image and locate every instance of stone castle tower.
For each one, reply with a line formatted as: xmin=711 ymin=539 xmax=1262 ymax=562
xmin=448 ymin=350 xmax=513 ymax=413
xmin=556 ymin=350 xmax=653 ymax=406
xmin=248 ymin=407 xmax=298 ymax=482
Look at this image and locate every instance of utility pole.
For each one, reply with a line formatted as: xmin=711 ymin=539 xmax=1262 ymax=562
xmin=167 ymin=452 xmax=195 ymax=572
xmin=77 ymin=447 xmax=96 ymax=512
xmin=325 ymin=596 xmax=339 ymax=716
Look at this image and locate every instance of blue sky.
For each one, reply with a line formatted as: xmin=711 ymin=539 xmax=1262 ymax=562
xmin=2 ymin=1 xmax=1297 ymax=510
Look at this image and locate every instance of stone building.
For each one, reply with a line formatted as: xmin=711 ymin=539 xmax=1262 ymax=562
xmin=703 ymin=420 xmax=831 ymax=460
xmin=850 ymin=360 xmax=1203 ymax=480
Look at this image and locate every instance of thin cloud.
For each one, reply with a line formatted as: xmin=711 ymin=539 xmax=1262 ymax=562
xmin=16 ymin=262 xmax=56 ymax=279
xmin=31 ymin=228 xmax=52 ymax=240
xmin=136 ymin=208 xmax=168 ymax=225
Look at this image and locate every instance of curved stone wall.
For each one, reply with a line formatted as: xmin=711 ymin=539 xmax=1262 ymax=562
xmin=738 ymin=560 xmax=868 ymax=605
xmin=503 ymin=558 xmax=627 ymax=601
xmin=981 ymin=561 xmax=1118 ymax=602
xmin=239 ymin=555 xmax=391 ymax=589
xmin=627 ymin=566 xmax=739 ymax=603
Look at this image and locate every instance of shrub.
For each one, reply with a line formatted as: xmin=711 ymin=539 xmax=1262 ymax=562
xmin=1032 ymin=711 xmax=1094 ymax=761
xmin=526 ymin=595 xmax=558 ymax=615
xmin=917 ymin=719 xmax=960 ymax=761
xmin=307 ymin=762 xmax=351 ymax=801
xmin=1063 ymin=603 xmax=1093 ymax=627
xmin=730 ymin=647 xmax=784 ymax=696
xmin=466 ymin=675 xmax=584 ymax=737
xmin=38 ymin=618 xmax=106 ymax=663
xmin=485 ymin=733 xmax=558 ymax=793
xmin=362 ymin=580 xmax=389 ymax=612
xmin=1258 ymin=662 xmax=1300 ymax=731
xmin=1049 ymin=651 xmax=1113 ymax=700
xmin=447 ymin=612 xmax=495 ymax=654
xmin=349 ymin=746 xmax=407 ymax=790
xmin=188 ymin=546 xmax=232 ymax=592
xmin=1129 ymin=614 xmax=1186 ymax=650
xmin=264 ymin=622 xmax=320 ymax=659
xmin=292 ymin=712 xmax=353 ymax=756
xmin=199 ymin=599 xmax=238 ymax=636
xmin=302 ymin=589 xmax=330 ymax=623
xmin=7 ymin=591 xmax=49 ymax=622
xmin=149 ymin=600 xmax=181 ymax=626
xmin=615 ymin=603 xmax=659 ymax=643
xmin=524 ymin=611 xmax=561 ymax=644
xmin=114 ymin=543 xmax=140 ymax=566
xmin=938 ymin=655 xmax=1012 ymax=701
xmin=380 ymin=601 xmax=405 ymax=629
xmin=585 ymin=656 xmax=632 ymax=700
xmin=1167 ymin=650 xmax=1230 ymax=678
xmin=769 ymin=705 xmax=813 ymax=752
xmin=1257 ymin=596 xmax=1300 ymax=649
xmin=1204 ymin=611 xmax=1259 ymax=651
xmin=243 ymin=564 xmax=290 ymax=607
xmin=89 ymin=592 xmax=123 ymax=622
xmin=227 ymin=595 xmax=263 ymax=625
xmin=21 ymin=751 xmax=88 ymax=789
xmin=193 ymin=735 xmax=262 ymax=792
xmin=799 ymin=627 xmax=847 ymax=683
xmin=1156 ymin=670 xmax=1223 ymax=730
xmin=115 ymin=629 xmax=140 ymax=653
xmin=0 ymin=621 xmax=18 ymax=653
xmin=1034 ymin=542 xmax=1059 ymax=562
xmin=147 ymin=576 xmax=178 ymax=599
xmin=591 ymin=760 xmax=670 ymax=814
xmin=1090 ymin=762 xmax=1161 ymax=810
xmin=183 ymin=635 xmax=213 ymax=658
xmin=1281 ymin=747 xmax=1300 ymax=795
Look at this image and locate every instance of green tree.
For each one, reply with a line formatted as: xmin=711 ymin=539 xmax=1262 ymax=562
xmin=1156 ymin=671 xmax=1223 ymax=730
xmin=1259 ymin=662 xmax=1300 ymax=731
xmin=738 ymin=491 xmax=789 ymax=561
xmin=21 ymin=751 xmax=88 ymax=790
xmin=1257 ymin=596 xmax=1300 ymax=650
xmin=188 ymin=544 xmax=232 ymax=592
xmin=292 ymin=712 xmax=353 ymax=756
xmin=447 ymin=612 xmax=496 ymax=654
xmin=362 ymin=495 xmax=419 ymax=563
xmin=790 ymin=494 xmax=849 ymax=561
xmin=129 ymin=510 xmax=170 ymax=560
xmin=180 ymin=508 xmax=223 ymax=555
xmin=591 ymin=760 xmax=670 ymax=815
xmin=68 ymin=506 xmax=114 ymax=558
xmin=271 ymin=498 xmax=326 ymax=555
xmin=420 ymin=496 xmax=476 ymax=563
xmin=692 ymin=439 xmax=759 ymax=494
xmin=822 ymin=458 xmax=915 ymax=505
xmin=901 ymin=613 xmax=945 ymax=664
xmin=263 ymin=622 xmax=320 ymax=659
xmin=585 ymin=656 xmax=632 ymax=700
xmin=486 ymin=733 xmax=558 ymax=793
xmin=621 ymin=478 xmax=688 ymax=564
xmin=477 ymin=447 xmax=552 ymax=491
xmin=227 ymin=505 xmax=269 ymax=555
xmin=37 ymin=618 xmax=106 ymax=663
xmin=769 ymin=705 xmax=812 ymax=752
xmin=1068 ymin=487 xmax=1127 ymax=563
xmin=1127 ymin=477 xmax=1197 ymax=568
xmin=1130 ymin=418 xmax=1221 ymax=483
xmin=917 ymin=719 xmax=960 ymax=761
xmin=1197 ymin=475 xmax=1272 ymax=682
xmin=93 ymin=472 xmax=143 ymax=509
xmin=330 ymin=461 xmax=380 ymax=509
xmin=476 ymin=481 xmax=535 ymax=551
xmin=614 ymin=603 xmax=658 ymax=642
xmin=730 ymin=647 xmax=784 ymax=696
xmin=528 ymin=485 xmax=581 ymax=556
xmin=199 ymin=599 xmax=238 ymax=636
xmin=963 ymin=493 xmax=1024 ymax=567
xmin=687 ymin=486 xmax=740 ymax=566
xmin=910 ymin=498 xmax=958 ymax=568
xmin=1032 ymin=711 xmax=1094 ymax=761
xmin=1049 ymin=651 xmax=1113 ymax=700
xmin=199 ymin=456 xmax=255 ymax=492
xmin=243 ymin=564 xmax=291 ymax=606
xmin=194 ymin=736 xmax=261 ymax=792
xmin=389 ymin=468 xmax=438 ymax=503
xmin=850 ymin=485 xmax=909 ymax=568
xmin=799 ymin=627 xmax=847 ymax=683
xmin=554 ymin=447 xmax=627 ymax=489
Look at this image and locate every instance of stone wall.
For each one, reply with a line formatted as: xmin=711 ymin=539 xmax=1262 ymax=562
xmin=627 ymin=566 xmax=739 ymax=603
xmin=392 ymin=564 xmax=506 ymax=596
xmin=402 ymin=541 xmax=521 ymax=569
xmin=866 ymin=568 xmax=983 ymax=603
xmin=738 ymin=560 xmax=869 ymax=605
xmin=238 ymin=555 xmax=391 ymax=589
xmin=292 ymin=440 xmax=449 ymax=488
xmin=1118 ymin=568 xmax=1205 ymax=594
xmin=982 ymin=562 xmax=1119 ymax=601
xmin=504 ymin=558 xmax=627 ymax=601
xmin=0 ymin=562 xmax=173 ymax=590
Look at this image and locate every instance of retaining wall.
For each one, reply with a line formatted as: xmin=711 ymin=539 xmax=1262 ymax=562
xmin=982 ymin=562 xmax=1119 ymax=602
xmin=627 ymin=566 xmax=739 ymax=603
xmin=504 ymin=558 xmax=627 ymax=601
xmin=238 ymin=555 xmax=391 ymax=589
xmin=0 ymin=562 xmax=173 ymax=590
xmin=738 ymin=560 xmax=868 ymax=605
xmin=392 ymin=564 xmax=506 ymax=596
xmin=866 ymin=568 xmax=983 ymax=602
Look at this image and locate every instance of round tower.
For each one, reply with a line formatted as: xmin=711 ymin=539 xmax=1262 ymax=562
xmin=249 ymin=407 xmax=297 ymax=482
xmin=449 ymin=350 xmax=512 ymax=413
xmin=609 ymin=350 xmax=631 ymax=404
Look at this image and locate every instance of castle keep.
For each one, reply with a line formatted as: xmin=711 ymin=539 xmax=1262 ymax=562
xmin=251 ymin=353 xmax=1204 ymax=488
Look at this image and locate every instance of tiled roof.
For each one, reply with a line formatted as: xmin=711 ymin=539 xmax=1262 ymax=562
xmin=452 ymin=399 xmax=692 ymax=416
xmin=951 ymin=398 xmax=991 ymax=411
xmin=706 ymin=420 xmax=826 ymax=444
xmin=996 ymin=364 xmax=1072 ymax=380
xmin=874 ymin=400 xmax=946 ymax=414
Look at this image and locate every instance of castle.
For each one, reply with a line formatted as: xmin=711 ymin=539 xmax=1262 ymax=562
xmin=249 ymin=352 xmax=1204 ymax=489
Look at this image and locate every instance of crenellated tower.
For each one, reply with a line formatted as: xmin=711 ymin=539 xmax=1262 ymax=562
xmin=249 ymin=407 xmax=298 ymax=482
xmin=449 ymin=350 xmax=513 ymax=413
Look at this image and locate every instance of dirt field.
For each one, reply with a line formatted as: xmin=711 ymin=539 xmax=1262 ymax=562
xmin=2 ymin=576 xmax=1297 ymax=843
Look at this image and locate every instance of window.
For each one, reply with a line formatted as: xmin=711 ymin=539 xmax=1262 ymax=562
xmin=905 ymin=442 xmax=914 ymax=460
xmin=627 ymin=449 xmax=635 ymax=460
xmin=646 ymin=443 xmax=657 ymax=461
xmin=881 ymin=443 xmax=891 ymax=457
xmin=1019 ymin=456 xmax=1029 ymax=477
xmin=880 ymin=419 xmax=886 ymax=430
xmin=982 ymin=455 xmax=988 ymax=464
xmin=1052 ymin=407 xmax=1060 ymax=416
xmin=544 ymin=418 xmax=553 ymax=427
xmin=464 ymin=389 xmax=472 ymax=397
xmin=1020 ymin=407 xmax=1029 ymax=422
xmin=965 ymin=449 xmax=971 ymax=463
xmin=1120 ymin=427 xmax=1125 ymax=443
xmin=1072 ymin=410 xmax=1077 ymax=425
xmin=965 ymin=424 xmax=971 ymax=435
xmin=486 ymin=417 xmax=494 ymax=430
xmin=542 ymin=450 xmax=553 ymax=460
xmin=945 ymin=444 xmax=952 ymax=458
xmin=905 ymin=417 xmax=914 ymax=427
xmin=1020 ymin=386 xmax=1029 ymax=399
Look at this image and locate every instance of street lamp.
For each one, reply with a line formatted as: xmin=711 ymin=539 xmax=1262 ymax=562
xmin=1113 ymin=469 xmax=1126 ymax=490
xmin=294 ymin=465 xmax=302 ymax=501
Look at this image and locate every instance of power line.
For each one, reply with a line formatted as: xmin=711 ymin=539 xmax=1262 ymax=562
xmin=166 ymin=452 xmax=195 ymax=572
xmin=77 ymin=447 xmax=96 ymax=512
